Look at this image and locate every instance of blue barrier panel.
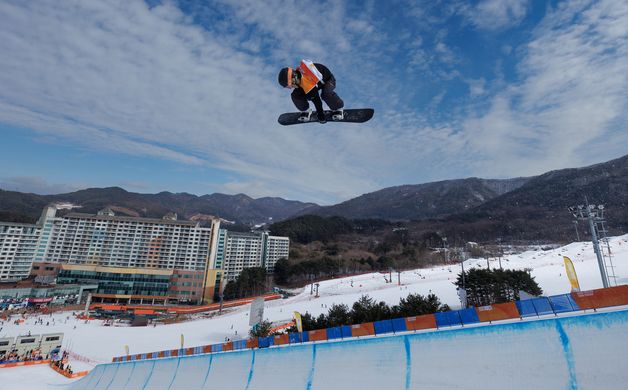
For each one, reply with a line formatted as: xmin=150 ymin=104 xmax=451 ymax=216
xmin=340 ymin=325 xmax=352 ymax=338
xmin=212 ymin=344 xmax=223 ymax=353
xmin=391 ymin=318 xmax=407 ymax=333
xmin=435 ymin=311 xmax=462 ymax=327
xmin=301 ymin=331 xmax=309 ymax=343
xmin=531 ymin=297 xmax=554 ymax=316
xmin=549 ymin=294 xmax=578 ymax=314
xmin=130 ymin=355 xmax=137 ymax=361
xmin=289 ymin=332 xmax=302 ymax=344
xmin=194 ymin=346 xmax=202 ymax=354
xmin=163 ymin=350 xmax=171 ymax=357
xmin=258 ymin=336 xmax=275 ymax=348
xmin=567 ymin=294 xmax=580 ymax=310
xmin=326 ymin=327 xmax=343 ymax=340
xmin=233 ymin=340 xmax=247 ymax=350
xmin=458 ymin=308 xmax=480 ymax=325
xmin=374 ymin=320 xmax=394 ymax=335
xmin=516 ymin=300 xmax=538 ymax=317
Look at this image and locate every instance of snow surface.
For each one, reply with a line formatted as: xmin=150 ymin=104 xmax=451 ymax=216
xmin=57 ymin=309 xmax=628 ymax=389
xmin=1 ymin=235 xmax=627 ymax=388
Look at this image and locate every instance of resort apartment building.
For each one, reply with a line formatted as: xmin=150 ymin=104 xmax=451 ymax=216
xmin=26 ymin=205 xmax=222 ymax=304
xmin=216 ymin=229 xmax=290 ymax=282
xmin=0 ymin=205 xmax=290 ymax=304
xmin=0 ymin=222 xmax=40 ymax=281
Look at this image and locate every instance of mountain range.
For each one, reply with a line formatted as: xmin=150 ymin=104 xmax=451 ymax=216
xmin=1 ymin=154 xmax=627 ymax=241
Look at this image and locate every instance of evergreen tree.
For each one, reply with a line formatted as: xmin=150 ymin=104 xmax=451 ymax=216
xmin=392 ymin=293 xmax=448 ymax=317
xmin=249 ymin=320 xmax=274 ymax=338
xmin=454 ymin=268 xmax=542 ymax=306
xmin=326 ymin=303 xmax=351 ymax=327
xmin=222 ymin=267 xmax=267 ymax=300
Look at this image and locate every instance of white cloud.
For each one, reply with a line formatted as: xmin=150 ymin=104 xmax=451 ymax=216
xmin=466 ymin=78 xmax=486 ymax=97
xmin=465 ymin=0 xmax=529 ymax=30
xmin=0 ymin=0 xmax=384 ymax=203
xmin=0 ymin=0 xmax=625 ymax=206
xmin=462 ymin=0 xmax=628 ymax=175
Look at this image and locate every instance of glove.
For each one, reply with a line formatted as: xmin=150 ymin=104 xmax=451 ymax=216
xmin=317 ymin=111 xmax=327 ymax=124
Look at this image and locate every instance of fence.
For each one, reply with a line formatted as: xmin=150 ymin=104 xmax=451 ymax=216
xmin=111 ymin=285 xmax=628 ymax=363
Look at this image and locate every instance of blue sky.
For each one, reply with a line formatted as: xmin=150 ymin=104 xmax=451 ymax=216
xmin=0 ymin=0 xmax=627 ymax=205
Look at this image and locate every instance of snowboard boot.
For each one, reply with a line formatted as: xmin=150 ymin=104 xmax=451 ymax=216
xmin=298 ymin=110 xmax=313 ymax=122
xmin=332 ymin=108 xmax=344 ymax=121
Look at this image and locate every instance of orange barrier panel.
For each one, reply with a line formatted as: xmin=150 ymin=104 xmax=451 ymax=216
xmin=147 ymin=352 xmax=156 ymax=359
xmin=50 ymin=363 xmax=89 ymax=378
xmin=273 ymin=334 xmax=290 ymax=345
xmin=308 ymin=329 xmax=328 ymax=342
xmin=405 ymin=314 xmax=437 ymax=331
xmin=134 ymin=309 xmax=155 ymax=315
xmin=0 ymin=359 xmax=51 ymax=369
xmin=135 ymin=354 xmax=143 ymax=361
xmin=223 ymin=342 xmax=233 ymax=351
xmin=246 ymin=338 xmax=259 ymax=349
xmin=125 ymin=355 xmax=132 ymax=362
xmin=185 ymin=348 xmax=194 ymax=356
xmin=476 ymin=302 xmax=519 ymax=322
xmin=572 ymin=285 xmax=628 ymax=310
xmin=202 ymin=345 xmax=212 ymax=354
xmin=350 ymin=322 xmax=375 ymax=337
xmin=157 ymin=351 xmax=165 ymax=358
xmin=170 ymin=349 xmax=179 ymax=357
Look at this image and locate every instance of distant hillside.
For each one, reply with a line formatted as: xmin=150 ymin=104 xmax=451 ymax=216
xmin=0 ymin=187 xmax=317 ymax=225
xmin=303 ymin=177 xmax=531 ymax=220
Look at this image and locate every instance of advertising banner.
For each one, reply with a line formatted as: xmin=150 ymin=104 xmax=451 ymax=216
xmin=563 ymin=256 xmax=581 ymax=292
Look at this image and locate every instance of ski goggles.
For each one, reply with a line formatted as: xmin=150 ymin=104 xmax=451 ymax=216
xmin=286 ymin=68 xmax=299 ymax=89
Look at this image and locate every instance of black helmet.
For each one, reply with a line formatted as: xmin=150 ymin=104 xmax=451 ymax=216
xmin=278 ymin=67 xmax=290 ymax=88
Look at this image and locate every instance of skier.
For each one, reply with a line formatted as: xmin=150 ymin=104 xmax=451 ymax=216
xmin=278 ymin=60 xmax=344 ymax=123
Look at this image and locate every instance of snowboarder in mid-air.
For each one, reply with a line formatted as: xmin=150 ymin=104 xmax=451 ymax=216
xmin=277 ymin=60 xmax=373 ymax=126
xmin=278 ymin=60 xmax=344 ymax=124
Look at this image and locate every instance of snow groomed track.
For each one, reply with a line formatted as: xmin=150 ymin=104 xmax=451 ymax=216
xmin=54 ymin=308 xmax=628 ymax=389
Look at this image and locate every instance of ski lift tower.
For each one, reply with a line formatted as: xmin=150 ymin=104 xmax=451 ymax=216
xmin=568 ymin=202 xmax=617 ymax=288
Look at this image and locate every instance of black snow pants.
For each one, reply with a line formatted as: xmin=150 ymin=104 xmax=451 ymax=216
xmin=291 ymin=80 xmax=344 ymax=111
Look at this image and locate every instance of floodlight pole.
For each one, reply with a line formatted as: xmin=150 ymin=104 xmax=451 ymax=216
xmin=586 ymin=206 xmax=609 ymax=288
xmin=568 ymin=203 xmax=609 ymax=288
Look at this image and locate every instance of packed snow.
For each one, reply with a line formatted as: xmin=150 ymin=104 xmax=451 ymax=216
xmin=2 ymin=235 xmax=627 ymax=388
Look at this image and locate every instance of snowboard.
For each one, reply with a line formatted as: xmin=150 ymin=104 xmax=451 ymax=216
xmin=278 ymin=108 xmax=374 ymax=126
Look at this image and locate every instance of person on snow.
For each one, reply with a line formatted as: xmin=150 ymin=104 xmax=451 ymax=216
xmin=278 ymin=60 xmax=344 ymax=123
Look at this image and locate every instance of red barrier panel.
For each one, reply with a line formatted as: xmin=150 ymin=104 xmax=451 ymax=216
xmin=223 ymin=341 xmax=233 ymax=351
xmin=308 ymin=329 xmax=328 ymax=342
xmin=135 ymin=354 xmax=143 ymax=361
xmin=350 ymin=322 xmax=375 ymax=337
xmin=246 ymin=338 xmax=259 ymax=349
xmin=571 ymin=285 xmax=628 ymax=310
xmin=202 ymin=345 xmax=212 ymax=354
xmin=405 ymin=314 xmax=437 ymax=331
xmin=125 ymin=355 xmax=132 ymax=362
xmin=273 ymin=334 xmax=290 ymax=345
xmin=476 ymin=302 xmax=519 ymax=322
